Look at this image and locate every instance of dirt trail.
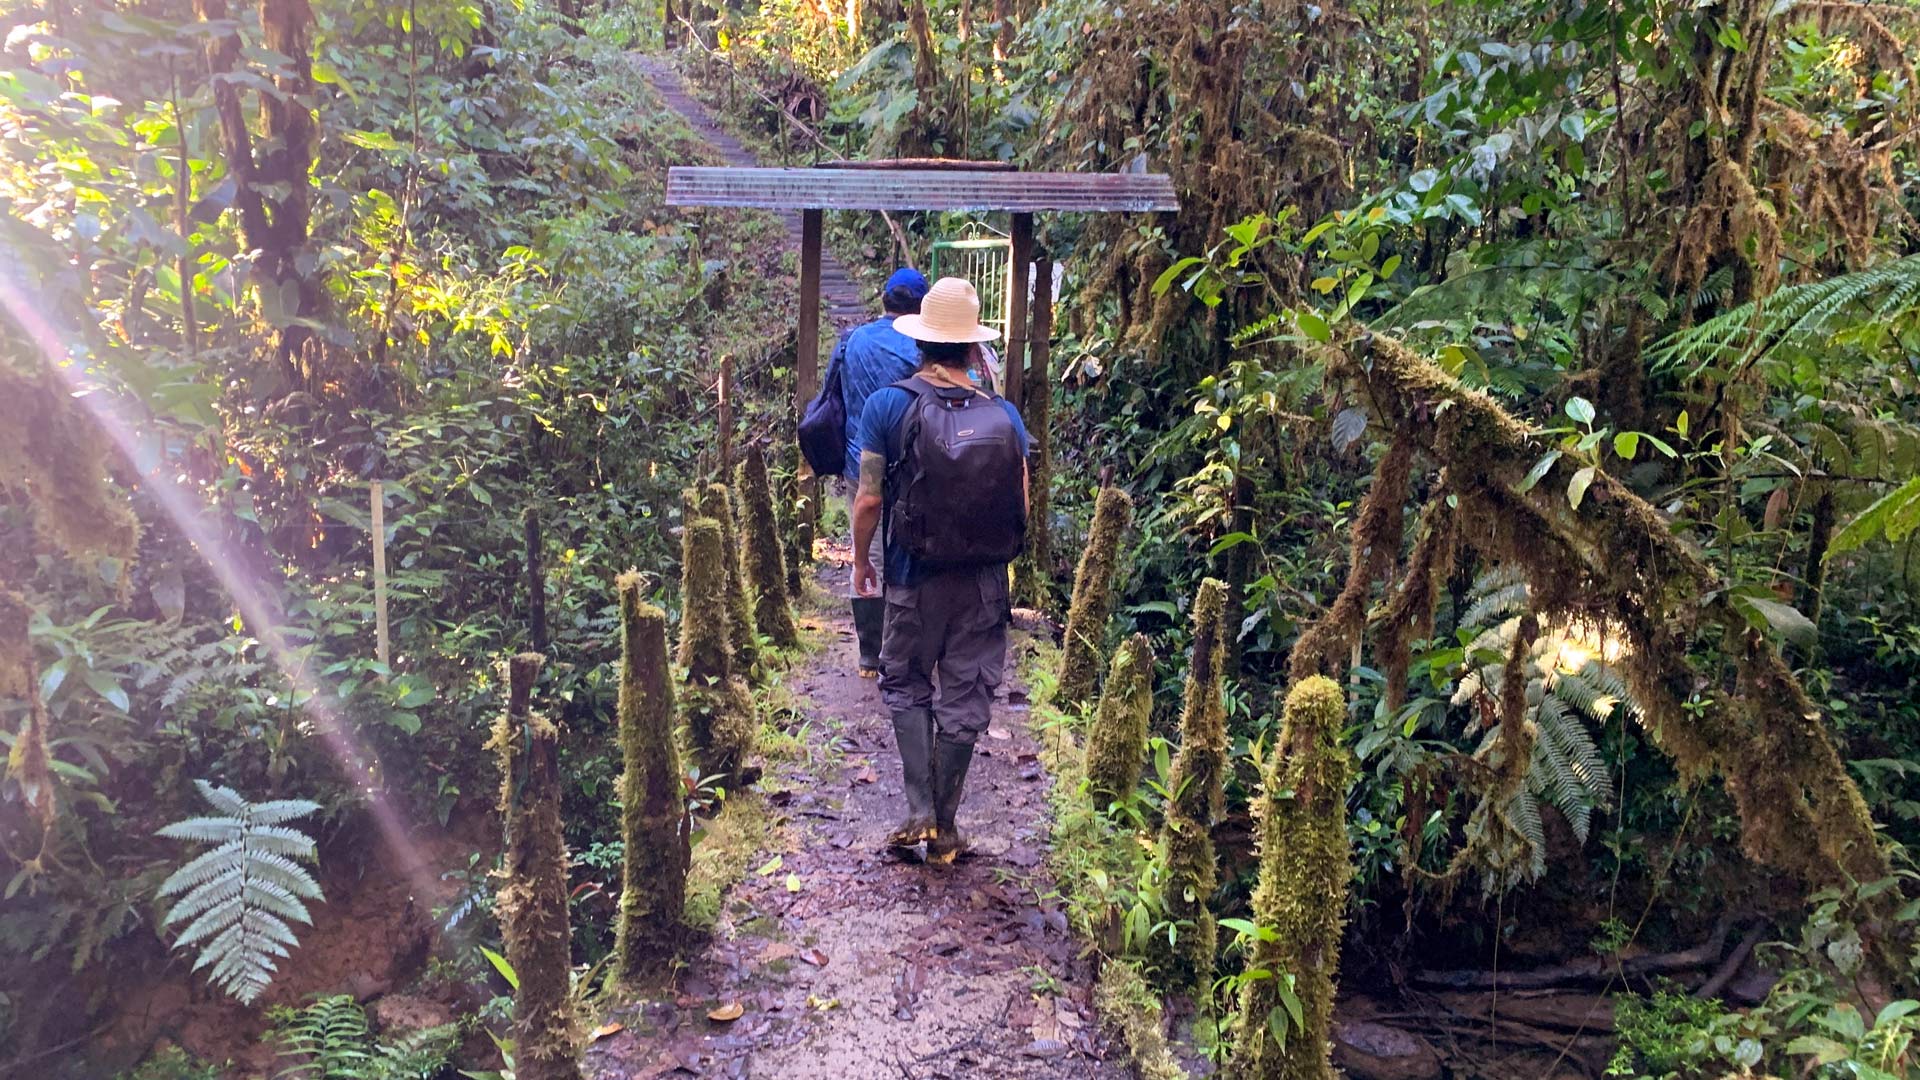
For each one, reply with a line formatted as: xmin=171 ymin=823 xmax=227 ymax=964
xmin=585 ymin=548 xmax=1127 ymax=1079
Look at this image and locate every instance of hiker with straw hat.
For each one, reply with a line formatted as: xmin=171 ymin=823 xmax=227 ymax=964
xmin=850 ymin=277 xmax=1031 ymax=865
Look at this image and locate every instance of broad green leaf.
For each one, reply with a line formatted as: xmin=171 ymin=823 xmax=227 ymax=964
xmin=1733 ymin=594 xmax=1819 ymax=648
xmin=1565 ymin=397 xmax=1596 ymax=425
xmin=480 ymin=946 xmax=519 ymax=990
xmin=1567 ymin=466 xmax=1596 ymax=509
xmin=1612 ymin=431 xmax=1640 ymax=460
xmin=1151 ymin=257 xmax=1204 ymax=297
xmin=1829 ymin=476 xmax=1920 ymax=558
xmin=1517 ymin=450 xmax=1562 ymax=493
xmin=1296 ymin=311 xmax=1331 ymax=343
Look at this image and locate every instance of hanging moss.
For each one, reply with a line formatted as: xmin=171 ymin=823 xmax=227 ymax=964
xmin=1157 ymin=578 xmax=1227 ymax=990
xmin=1228 ymin=676 xmax=1354 ymax=1080
xmin=1056 ymin=487 xmax=1135 ymax=712
xmin=612 ymin=574 xmax=688 ymax=984
xmin=697 ymin=482 xmax=759 ymax=675
xmin=735 ymin=446 xmax=799 ymax=650
xmin=0 ymin=590 xmax=29 ymax=699
xmin=0 ymin=361 xmax=138 ymax=561
xmin=774 ymin=449 xmax=806 ymax=599
xmin=486 ymin=653 xmax=580 ymax=1080
xmin=1328 ymin=332 xmax=1901 ymax=974
xmin=1377 ymin=497 xmax=1456 ymax=715
xmin=1289 ymin=429 xmax=1412 ymax=684
xmin=677 ymin=518 xmax=756 ymax=785
xmin=1085 ymin=633 xmax=1154 ymax=809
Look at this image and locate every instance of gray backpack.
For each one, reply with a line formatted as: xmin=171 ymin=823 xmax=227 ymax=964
xmin=886 ymin=377 xmax=1027 ymax=568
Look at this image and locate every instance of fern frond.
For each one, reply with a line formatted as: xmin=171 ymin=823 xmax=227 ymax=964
xmin=157 ymin=780 xmax=325 ymax=1004
xmin=1647 ymin=254 xmax=1920 ymax=376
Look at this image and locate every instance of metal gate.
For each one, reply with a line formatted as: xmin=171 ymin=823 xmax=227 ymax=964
xmin=928 ymin=223 xmax=1011 ymax=339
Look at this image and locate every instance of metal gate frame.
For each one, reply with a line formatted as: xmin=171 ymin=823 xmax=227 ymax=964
xmin=928 ymin=223 xmax=1012 ymax=340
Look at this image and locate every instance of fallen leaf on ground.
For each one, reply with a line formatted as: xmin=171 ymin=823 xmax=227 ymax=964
xmin=852 ymin=767 xmax=878 ymax=784
xmin=754 ymin=855 xmax=783 ymax=876
xmin=707 ymin=1002 xmax=744 ymax=1022
xmin=590 ymin=1021 xmax=624 ymax=1041
xmin=800 ymin=949 xmax=829 ymax=967
xmin=987 ymin=728 xmax=1012 ymax=740
xmin=785 ymin=872 xmax=802 ymax=893
xmin=806 ymin=995 xmax=840 ymax=1011
xmin=757 ymin=942 xmax=798 ymax=964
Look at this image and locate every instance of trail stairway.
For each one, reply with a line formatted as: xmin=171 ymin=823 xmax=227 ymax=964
xmin=632 ymin=56 xmax=869 ymax=325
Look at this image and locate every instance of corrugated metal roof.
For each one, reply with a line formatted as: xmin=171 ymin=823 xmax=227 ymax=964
xmin=666 ymin=167 xmax=1179 ymax=212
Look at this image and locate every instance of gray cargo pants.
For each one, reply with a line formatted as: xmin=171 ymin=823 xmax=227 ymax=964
xmin=878 ymin=564 xmax=1011 ymax=745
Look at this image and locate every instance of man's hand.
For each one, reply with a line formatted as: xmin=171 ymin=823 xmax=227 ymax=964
xmin=853 ymin=557 xmax=881 ymax=598
xmin=852 ymin=449 xmax=886 ymax=598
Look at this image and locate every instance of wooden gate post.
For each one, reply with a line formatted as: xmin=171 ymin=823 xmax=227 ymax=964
xmin=1003 ymin=213 xmax=1033 ymax=413
xmin=797 ymin=208 xmax=825 ymax=537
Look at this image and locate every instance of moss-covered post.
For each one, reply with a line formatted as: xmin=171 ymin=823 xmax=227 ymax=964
xmin=697 ymin=482 xmax=759 ymax=675
xmin=736 ymin=445 xmax=800 ymax=649
xmin=489 ymin=653 xmax=580 ymax=1080
xmin=1157 ymin=578 xmax=1228 ymax=990
xmin=1085 ymin=633 xmax=1154 ymax=809
xmin=1055 ymin=486 xmax=1135 ymax=711
xmin=612 ymin=573 xmax=689 ymax=983
xmin=678 ymin=518 xmax=757 ymax=785
xmin=775 ymin=448 xmax=807 ymax=599
xmin=1229 ymin=676 xmax=1354 ymax=1080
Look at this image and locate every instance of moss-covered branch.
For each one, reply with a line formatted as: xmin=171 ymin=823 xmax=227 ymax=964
xmin=1056 ymin=486 xmax=1136 ymax=712
xmin=1329 ymin=331 xmax=1898 ymax=966
xmin=696 ymin=483 xmax=758 ymax=675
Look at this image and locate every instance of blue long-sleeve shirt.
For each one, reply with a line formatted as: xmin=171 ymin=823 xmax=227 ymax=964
xmin=835 ymin=316 xmax=922 ymax=480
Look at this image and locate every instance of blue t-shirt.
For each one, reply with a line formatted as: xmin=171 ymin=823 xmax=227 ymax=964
xmin=836 ymin=316 xmax=922 ymax=479
xmin=857 ymin=382 xmax=1032 ymax=587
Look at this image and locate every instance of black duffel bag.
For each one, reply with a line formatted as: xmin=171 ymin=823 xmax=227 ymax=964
xmin=797 ymin=346 xmax=847 ymax=478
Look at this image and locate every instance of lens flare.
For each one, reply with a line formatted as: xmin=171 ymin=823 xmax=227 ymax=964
xmin=1 ymin=269 xmax=443 ymax=905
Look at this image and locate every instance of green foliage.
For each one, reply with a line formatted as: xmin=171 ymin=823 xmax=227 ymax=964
xmin=1156 ymin=578 xmax=1228 ymax=990
xmin=269 ymin=994 xmax=460 ymax=1080
xmin=156 ymin=780 xmax=324 ymax=1005
xmin=734 ymin=446 xmax=799 ymax=650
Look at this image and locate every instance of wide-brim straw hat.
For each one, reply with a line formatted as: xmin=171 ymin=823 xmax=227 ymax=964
xmin=893 ymin=276 xmax=1000 ymax=343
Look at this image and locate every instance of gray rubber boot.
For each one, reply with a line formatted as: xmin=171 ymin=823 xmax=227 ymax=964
xmin=852 ymin=597 xmax=885 ymax=676
xmin=887 ymin=708 xmax=936 ymax=850
xmin=927 ymin=738 xmax=975 ymax=865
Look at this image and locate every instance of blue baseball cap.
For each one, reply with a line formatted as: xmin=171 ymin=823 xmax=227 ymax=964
xmin=883 ymin=268 xmax=929 ymax=300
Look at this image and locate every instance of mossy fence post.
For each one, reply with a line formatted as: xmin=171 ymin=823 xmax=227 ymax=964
xmin=677 ymin=517 xmax=757 ymax=785
xmin=490 ymin=652 xmax=580 ymax=1080
xmin=1158 ymin=578 xmax=1228 ymax=991
xmin=736 ymin=444 xmax=799 ymax=649
xmin=775 ymin=447 xmax=806 ymax=599
xmin=697 ymin=482 xmax=759 ymax=675
xmin=1056 ymin=486 xmax=1135 ymax=712
xmin=1229 ymin=676 xmax=1353 ymax=1080
xmin=1085 ymin=632 xmax=1154 ymax=809
xmin=612 ymin=573 xmax=689 ymax=984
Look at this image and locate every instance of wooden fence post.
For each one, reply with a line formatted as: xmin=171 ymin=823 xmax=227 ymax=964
xmin=717 ymin=352 xmax=734 ymax=474
xmin=524 ymin=507 xmax=548 ymax=653
xmin=371 ymin=480 xmax=390 ymax=668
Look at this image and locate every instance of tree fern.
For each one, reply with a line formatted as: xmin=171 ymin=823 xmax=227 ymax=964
xmin=1450 ymin=570 xmax=1633 ymax=890
xmin=1647 ymin=254 xmax=1920 ymax=377
xmin=157 ymin=780 xmax=324 ymax=1005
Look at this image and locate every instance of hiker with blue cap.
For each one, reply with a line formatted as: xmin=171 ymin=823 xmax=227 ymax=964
xmin=834 ymin=268 xmax=929 ymax=677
